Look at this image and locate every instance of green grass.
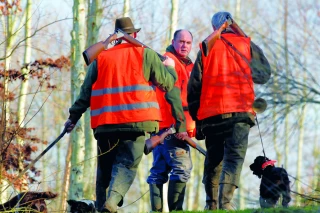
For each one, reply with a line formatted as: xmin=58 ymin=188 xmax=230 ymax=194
xmin=168 ymin=205 xmax=320 ymax=213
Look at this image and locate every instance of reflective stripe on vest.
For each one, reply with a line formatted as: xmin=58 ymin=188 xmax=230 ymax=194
xmin=197 ymin=34 xmax=255 ymax=120
xmin=91 ymin=43 xmax=161 ymax=128
xmin=156 ymin=52 xmax=195 ymax=133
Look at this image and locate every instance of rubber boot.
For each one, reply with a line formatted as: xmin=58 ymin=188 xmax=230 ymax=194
xmin=218 ymin=184 xmax=236 ymax=210
xmin=149 ymin=184 xmax=163 ymax=212
xmin=204 ymin=184 xmax=218 ymax=210
xmin=101 ymin=190 xmax=122 ymax=213
xmin=167 ymin=180 xmax=186 ymax=211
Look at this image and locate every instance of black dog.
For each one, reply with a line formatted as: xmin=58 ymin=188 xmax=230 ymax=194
xmin=250 ymin=156 xmax=291 ymax=208
xmin=0 ymin=191 xmax=57 ymax=212
xmin=67 ymin=199 xmax=96 ymax=213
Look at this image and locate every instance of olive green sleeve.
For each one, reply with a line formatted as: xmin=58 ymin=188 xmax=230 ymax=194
xmin=143 ymin=48 xmax=177 ymax=91
xmin=69 ymin=60 xmax=98 ymax=124
xmin=165 ymin=87 xmax=186 ymax=132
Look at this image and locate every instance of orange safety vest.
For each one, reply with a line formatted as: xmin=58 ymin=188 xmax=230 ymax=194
xmin=90 ymin=43 xmax=161 ymax=128
xmin=197 ymin=34 xmax=255 ymax=120
xmin=156 ymin=52 xmax=195 ymax=136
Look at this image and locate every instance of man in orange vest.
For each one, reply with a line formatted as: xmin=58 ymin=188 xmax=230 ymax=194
xmin=187 ymin=12 xmax=271 ymax=210
xmin=65 ymin=17 xmax=180 ymax=213
xmin=146 ymin=29 xmax=195 ymax=212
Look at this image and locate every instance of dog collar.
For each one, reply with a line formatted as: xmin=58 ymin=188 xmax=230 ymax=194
xmin=261 ymin=160 xmax=277 ymax=170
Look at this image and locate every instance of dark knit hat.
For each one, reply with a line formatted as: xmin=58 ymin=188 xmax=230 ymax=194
xmin=115 ymin=17 xmax=141 ymax=34
xmin=211 ymin=11 xmax=232 ymax=30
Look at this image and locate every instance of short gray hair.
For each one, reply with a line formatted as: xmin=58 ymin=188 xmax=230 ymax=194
xmin=211 ymin=11 xmax=232 ymax=30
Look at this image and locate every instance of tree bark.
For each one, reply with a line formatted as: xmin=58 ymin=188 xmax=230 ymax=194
xmin=283 ymin=0 xmax=289 ymax=169
xmin=83 ymin=0 xmax=102 ymax=199
xmin=123 ymin=0 xmax=130 ymax=17
xmin=68 ymin=0 xmax=87 ymax=200
xmin=167 ymin=0 xmax=179 ymax=47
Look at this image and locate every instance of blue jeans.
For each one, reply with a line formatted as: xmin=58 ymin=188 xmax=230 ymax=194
xmin=202 ymin=122 xmax=250 ymax=187
xmin=147 ymin=129 xmax=192 ymax=184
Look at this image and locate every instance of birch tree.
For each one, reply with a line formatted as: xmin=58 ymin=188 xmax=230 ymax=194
xmin=283 ymin=0 xmax=289 ymax=169
xmin=0 ymin=0 xmax=24 ymax=201
xmin=83 ymin=0 xmax=102 ymax=199
xmin=167 ymin=0 xmax=179 ymax=46
xmin=16 ymin=0 xmax=32 ymax=192
xmin=68 ymin=0 xmax=87 ymax=200
xmin=123 ymin=0 xmax=130 ymax=17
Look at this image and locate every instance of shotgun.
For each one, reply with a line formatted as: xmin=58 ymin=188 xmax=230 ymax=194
xmin=201 ymin=17 xmax=232 ymax=57
xmin=1 ymin=125 xmax=69 ymax=193
xmin=144 ymin=127 xmax=207 ymax=156
xmin=229 ymin=18 xmax=247 ymax=38
xmin=83 ymin=28 xmax=166 ymax=66
xmin=202 ymin=16 xmax=248 ymax=57
xmin=182 ymin=135 xmax=207 ymax=156
xmin=144 ymin=126 xmax=176 ymax=155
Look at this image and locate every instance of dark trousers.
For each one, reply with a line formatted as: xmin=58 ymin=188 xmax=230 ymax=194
xmin=202 ymin=122 xmax=250 ymax=187
xmin=95 ymin=132 xmax=145 ymax=210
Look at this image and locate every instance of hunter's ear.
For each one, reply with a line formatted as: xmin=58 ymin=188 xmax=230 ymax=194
xmin=133 ymin=32 xmax=137 ymax=38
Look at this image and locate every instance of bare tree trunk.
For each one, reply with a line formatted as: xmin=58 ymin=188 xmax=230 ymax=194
xmin=167 ymin=0 xmax=179 ymax=47
xmin=61 ymin=139 xmax=72 ymax=212
xmin=1 ymin=6 xmax=15 ymax=202
xmin=283 ymin=0 xmax=289 ymax=169
xmin=16 ymin=0 xmax=32 ymax=192
xmin=68 ymin=0 xmax=87 ymax=200
xmin=272 ymin=3 xmax=282 ymax=164
xmin=296 ymin=18 xmax=309 ymax=205
xmin=296 ymin=104 xmax=306 ymax=206
xmin=83 ymin=0 xmax=102 ymax=200
xmin=41 ymin=95 xmax=48 ymax=191
xmin=17 ymin=0 xmax=32 ymax=126
xmin=312 ymin=110 xmax=320 ymax=205
xmin=235 ymin=0 xmax=241 ymax=20
xmin=123 ymin=0 xmax=130 ymax=17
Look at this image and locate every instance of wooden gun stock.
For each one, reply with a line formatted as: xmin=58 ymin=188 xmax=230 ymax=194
xmin=201 ymin=18 xmax=232 ymax=57
xmin=182 ymin=136 xmax=207 ymax=156
xmin=82 ymin=33 xmax=118 ymax=66
xmin=82 ymin=29 xmax=165 ymax=66
xmin=201 ymin=16 xmax=248 ymax=57
xmin=144 ymin=127 xmax=176 ymax=155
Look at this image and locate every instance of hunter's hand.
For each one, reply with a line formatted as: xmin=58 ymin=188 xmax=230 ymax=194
xmin=64 ymin=119 xmax=75 ymax=133
xmin=102 ymin=33 xmax=118 ymax=49
xmin=174 ymin=132 xmax=188 ymax=140
xmin=162 ymin=56 xmax=175 ymax=68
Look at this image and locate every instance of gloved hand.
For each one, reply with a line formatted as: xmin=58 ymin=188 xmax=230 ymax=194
xmin=64 ymin=119 xmax=76 ymax=133
xmin=174 ymin=132 xmax=188 ymax=140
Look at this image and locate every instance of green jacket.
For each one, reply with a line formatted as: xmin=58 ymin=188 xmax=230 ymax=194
xmin=69 ymin=47 xmax=177 ymax=136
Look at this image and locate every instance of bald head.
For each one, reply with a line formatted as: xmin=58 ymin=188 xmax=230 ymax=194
xmin=172 ymin=29 xmax=193 ymax=58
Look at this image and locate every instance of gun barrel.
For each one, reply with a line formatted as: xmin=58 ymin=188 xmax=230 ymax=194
xmin=183 ymin=137 xmax=206 ymax=156
xmin=195 ymin=144 xmax=207 ymax=156
xmin=118 ymin=28 xmax=166 ymax=61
